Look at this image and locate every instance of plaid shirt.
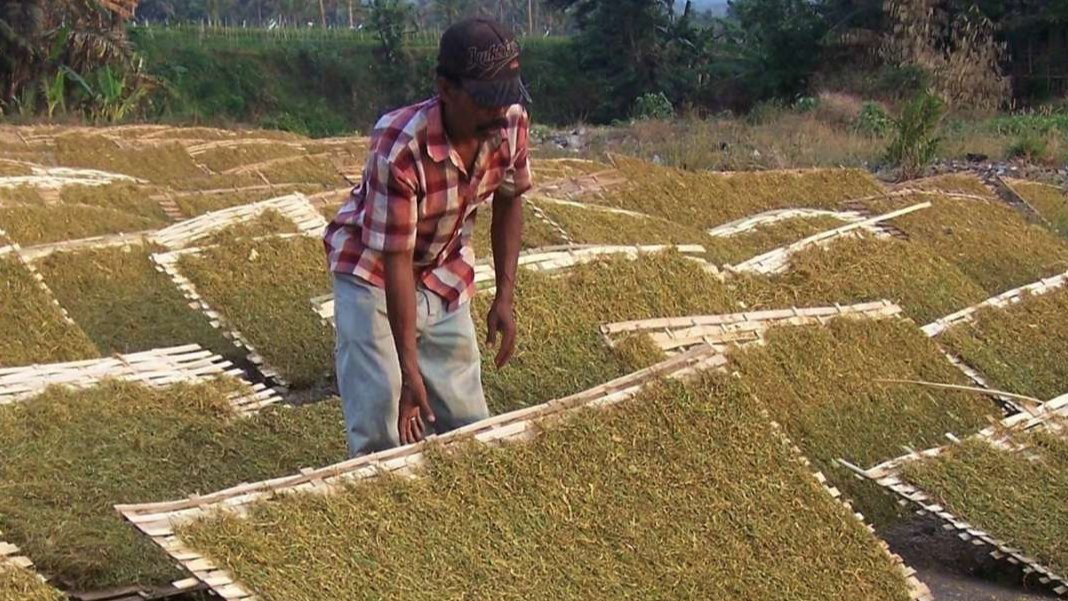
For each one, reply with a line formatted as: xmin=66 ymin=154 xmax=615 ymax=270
xmin=324 ymin=97 xmax=532 ymax=311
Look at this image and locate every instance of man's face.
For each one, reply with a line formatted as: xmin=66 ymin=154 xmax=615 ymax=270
xmin=439 ymin=78 xmax=509 ymax=139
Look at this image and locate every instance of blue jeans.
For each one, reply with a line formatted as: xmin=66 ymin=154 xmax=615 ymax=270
xmin=333 ymin=273 xmax=489 ymax=456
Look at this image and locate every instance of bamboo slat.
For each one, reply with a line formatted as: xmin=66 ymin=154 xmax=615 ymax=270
xmin=921 ymin=270 xmax=1068 ymax=337
xmin=0 ymin=165 xmax=143 ymax=190
xmin=19 ymin=230 xmax=153 ymax=261
xmin=728 ymin=202 xmax=931 ymax=275
xmin=707 ymin=208 xmax=873 ymax=238
xmin=600 ymin=300 xmax=903 ymax=353
xmin=842 ymin=393 xmax=1068 ymax=597
xmin=150 ymin=193 xmax=326 ymax=250
xmin=0 ymin=229 xmax=84 ymax=331
xmin=530 ymin=195 xmax=652 ymax=219
xmin=0 ymin=344 xmax=280 ymax=416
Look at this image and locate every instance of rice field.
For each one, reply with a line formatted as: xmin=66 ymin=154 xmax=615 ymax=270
xmin=0 ymin=379 xmax=346 ymax=591
xmin=179 ymin=375 xmax=914 ymax=601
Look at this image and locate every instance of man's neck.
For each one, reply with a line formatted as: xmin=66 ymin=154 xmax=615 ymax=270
xmin=440 ymin=99 xmax=477 ymax=148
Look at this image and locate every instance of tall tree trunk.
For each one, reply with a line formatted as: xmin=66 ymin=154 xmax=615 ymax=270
xmin=347 ymin=0 xmax=353 ymax=27
xmin=318 ymin=0 xmax=326 ymax=26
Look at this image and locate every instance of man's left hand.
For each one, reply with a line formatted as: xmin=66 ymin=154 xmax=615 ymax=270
xmin=485 ymin=297 xmax=517 ymax=368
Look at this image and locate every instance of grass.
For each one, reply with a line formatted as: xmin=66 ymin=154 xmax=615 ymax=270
xmin=35 ymin=245 xmax=238 ymax=358
xmin=705 ymin=215 xmax=848 ymax=265
xmin=173 ymin=183 xmax=327 ymax=216
xmin=473 ymin=252 xmax=748 ymax=414
xmin=0 ymin=379 xmax=347 ymax=591
xmin=731 ymin=235 xmax=990 ymax=324
xmin=533 ymin=200 xmax=710 ymax=247
xmin=0 ymin=563 xmax=63 ymax=601
xmin=0 ymin=253 xmax=98 ymax=366
xmin=863 ymin=192 xmax=1068 ymax=294
xmin=180 ymin=374 xmax=913 ymax=601
xmin=940 ymin=287 xmax=1068 ymax=400
xmin=0 ymin=204 xmax=163 ymax=246
xmin=598 ymin=156 xmax=883 ymax=230
xmin=176 ymin=234 xmax=332 ymax=388
xmin=731 ymin=318 xmax=997 ymax=523
xmin=1005 ymin=179 xmax=1068 ymax=237
xmin=58 ymin=182 xmax=169 ymax=222
xmin=899 ymin=428 xmax=1068 ymax=576
xmin=53 ymin=134 xmax=205 ymax=184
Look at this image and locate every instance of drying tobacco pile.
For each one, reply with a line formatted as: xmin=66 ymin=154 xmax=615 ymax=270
xmin=1005 ymin=178 xmax=1068 ymax=238
xmin=181 ymin=375 xmax=913 ymax=601
xmin=0 ymin=204 xmax=161 ymax=246
xmin=0 ymin=563 xmax=63 ymax=601
xmin=534 ymin=200 xmax=709 ymax=248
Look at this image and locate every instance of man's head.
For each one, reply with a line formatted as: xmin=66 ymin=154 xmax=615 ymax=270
xmin=436 ymin=17 xmax=530 ymax=140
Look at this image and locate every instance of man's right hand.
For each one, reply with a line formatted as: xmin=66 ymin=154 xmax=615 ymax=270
xmin=398 ymin=373 xmax=435 ymax=445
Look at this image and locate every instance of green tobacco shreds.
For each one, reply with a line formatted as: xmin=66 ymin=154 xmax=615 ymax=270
xmin=256 ymin=155 xmax=343 ymax=186
xmin=54 ymin=134 xmax=204 ymax=184
xmin=1007 ymin=179 xmax=1068 ymax=237
xmin=0 ymin=254 xmax=98 ymax=366
xmin=0 ymin=380 xmax=346 ymax=590
xmin=58 ymin=182 xmax=168 ymax=222
xmin=732 ymin=318 xmax=995 ymax=523
xmin=864 ymin=192 xmax=1068 ymax=294
xmin=900 ymin=429 xmax=1068 ymax=576
xmin=905 ymin=174 xmax=995 ymax=198
xmin=733 ymin=235 xmax=989 ymax=324
xmin=706 ymin=215 xmax=847 ymax=265
xmin=196 ymin=209 xmax=299 ymax=247
xmin=470 ymin=203 xmax=565 ymax=259
xmin=181 ymin=375 xmax=912 ymax=601
xmin=0 ymin=564 xmax=64 ymax=601
xmin=0 ymin=204 xmax=161 ymax=246
xmin=195 ymin=144 xmax=305 ymax=173
xmin=600 ymin=157 xmax=882 ymax=228
xmin=167 ymin=172 xmax=269 ymax=192
xmin=173 ymin=184 xmax=326 ymax=216
xmin=177 ymin=235 xmax=332 ymax=388
xmin=536 ymin=201 xmax=709 ymax=247
xmin=36 ymin=246 xmax=236 ymax=357
xmin=474 ymin=253 xmax=744 ymax=413
xmin=941 ymin=287 xmax=1068 ymax=400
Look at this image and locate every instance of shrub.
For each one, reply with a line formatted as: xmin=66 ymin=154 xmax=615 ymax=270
xmin=856 ymin=102 xmax=892 ymax=137
xmin=1005 ymin=134 xmax=1049 ymax=162
xmin=885 ymin=92 xmax=946 ymax=179
xmin=631 ymin=92 xmax=674 ymax=121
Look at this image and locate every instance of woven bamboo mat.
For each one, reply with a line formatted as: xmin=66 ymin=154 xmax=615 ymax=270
xmin=922 ymin=269 xmax=1068 ymax=337
xmin=0 ymin=164 xmax=143 ymax=190
xmin=150 ymin=192 xmax=326 ymax=250
xmin=842 ymin=393 xmax=1068 ymax=597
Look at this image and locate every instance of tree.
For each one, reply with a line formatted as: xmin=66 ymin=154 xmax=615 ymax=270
xmin=367 ymin=0 xmax=417 ymax=107
xmin=724 ymin=0 xmax=828 ymax=100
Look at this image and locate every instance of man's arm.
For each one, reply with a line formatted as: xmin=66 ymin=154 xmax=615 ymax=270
xmin=486 ymin=190 xmax=523 ymax=367
xmin=383 ymin=251 xmax=434 ymax=444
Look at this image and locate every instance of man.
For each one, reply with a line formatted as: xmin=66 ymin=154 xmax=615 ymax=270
xmin=323 ymin=18 xmax=532 ymax=456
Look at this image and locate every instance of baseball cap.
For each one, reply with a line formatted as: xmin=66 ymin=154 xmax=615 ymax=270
xmin=437 ymin=18 xmax=532 ymax=108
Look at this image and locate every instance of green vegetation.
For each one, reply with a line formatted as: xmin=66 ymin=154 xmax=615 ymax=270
xmin=1006 ymin=179 xmax=1068 ymax=237
xmin=182 ymin=375 xmax=912 ymax=601
xmin=599 ymin=157 xmax=882 ymax=229
xmin=0 ymin=204 xmax=162 ymax=246
xmin=864 ymin=193 xmax=1068 ymax=295
xmin=732 ymin=318 xmax=996 ymax=522
xmin=0 ymin=379 xmax=346 ymax=591
xmin=941 ymin=287 xmax=1068 ymax=401
xmin=885 ymin=93 xmax=945 ymax=180
xmin=0 ymin=254 xmax=98 ymax=367
xmin=0 ymin=563 xmax=63 ymax=601
xmin=176 ymin=234 xmax=333 ymax=388
xmin=900 ymin=429 xmax=1068 ymax=576
xmin=705 ymin=215 xmax=846 ymax=265
xmin=35 ymin=246 xmax=236 ymax=357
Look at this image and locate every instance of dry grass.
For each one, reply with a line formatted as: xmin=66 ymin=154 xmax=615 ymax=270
xmin=732 ymin=318 xmax=997 ymax=523
xmin=176 ymin=234 xmax=333 ymax=388
xmin=940 ymin=287 xmax=1068 ymax=400
xmin=863 ymin=192 xmax=1068 ymax=294
xmin=0 ymin=204 xmax=162 ymax=246
xmin=0 ymin=253 xmax=98 ymax=366
xmin=534 ymin=200 xmax=710 ymax=247
xmin=53 ymin=134 xmax=205 ymax=184
xmin=58 ymin=182 xmax=169 ymax=222
xmin=598 ymin=156 xmax=883 ymax=230
xmin=705 ymin=215 xmax=848 ymax=265
xmin=1006 ymin=179 xmax=1068 ymax=238
xmin=900 ymin=428 xmax=1068 ymax=576
xmin=181 ymin=374 xmax=912 ymax=601
xmin=35 ymin=246 xmax=237 ymax=357
xmin=731 ymin=235 xmax=990 ymax=324
xmin=0 ymin=379 xmax=346 ymax=591
xmin=0 ymin=564 xmax=63 ymax=601
xmin=474 ymin=252 xmax=746 ymax=413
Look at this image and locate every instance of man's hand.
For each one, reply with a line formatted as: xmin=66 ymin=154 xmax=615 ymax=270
xmin=397 ymin=373 xmax=434 ymax=445
xmin=486 ymin=297 xmax=517 ymax=368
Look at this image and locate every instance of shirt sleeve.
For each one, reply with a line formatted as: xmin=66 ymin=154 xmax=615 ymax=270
xmin=359 ymin=150 xmax=420 ymax=253
xmin=500 ymin=106 xmax=533 ymax=199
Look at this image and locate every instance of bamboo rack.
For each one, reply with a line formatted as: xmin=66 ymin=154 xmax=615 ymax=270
xmin=0 ymin=344 xmax=280 ymax=417
xmin=707 ymin=208 xmax=875 ymax=238
xmin=150 ymin=193 xmax=326 ymax=250
xmin=0 ymin=229 xmax=85 ymax=333
xmin=600 ymin=300 xmax=903 ymax=354
xmin=0 ymin=165 xmax=143 ymax=190
xmin=728 ymin=202 xmax=932 ymax=275
xmin=921 ymin=269 xmax=1068 ymax=337
xmin=841 ymin=393 xmax=1068 ymax=597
